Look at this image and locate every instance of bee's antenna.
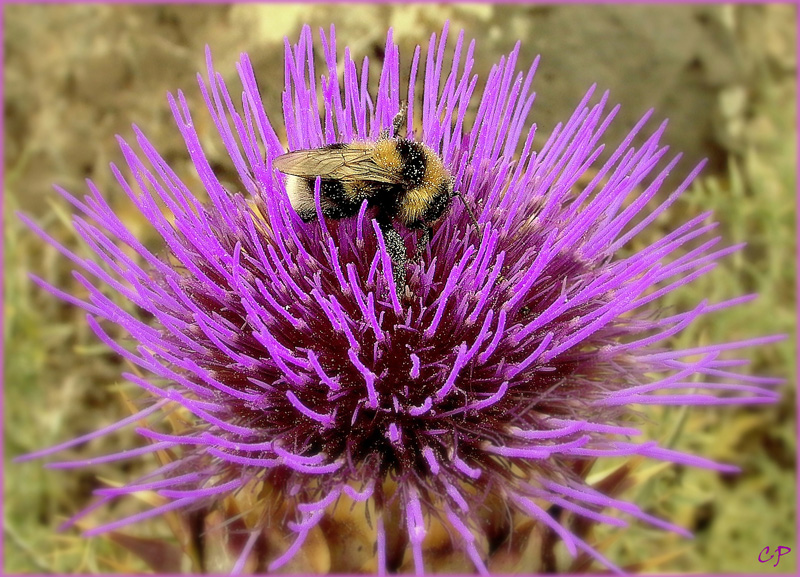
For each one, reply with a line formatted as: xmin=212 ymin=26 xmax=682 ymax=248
xmin=452 ymin=190 xmax=480 ymax=232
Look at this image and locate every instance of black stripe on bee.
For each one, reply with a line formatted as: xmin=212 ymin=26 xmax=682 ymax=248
xmin=396 ymin=139 xmax=427 ymax=187
xmin=299 ymin=177 xmax=363 ymax=220
xmin=315 ymin=178 xmax=348 ymax=204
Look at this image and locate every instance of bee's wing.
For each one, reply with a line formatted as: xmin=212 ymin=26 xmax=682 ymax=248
xmin=273 ymin=145 xmax=401 ymax=184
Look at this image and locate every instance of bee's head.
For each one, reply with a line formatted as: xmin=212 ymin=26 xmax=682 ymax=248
xmin=419 ymin=176 xmax=479 ymax=232
xmin=411 ymin=177 xmax=452 ymax=228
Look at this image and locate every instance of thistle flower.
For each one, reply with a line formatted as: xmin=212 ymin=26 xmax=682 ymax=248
xmin=19 ymin=23 xmax=782 ymax=574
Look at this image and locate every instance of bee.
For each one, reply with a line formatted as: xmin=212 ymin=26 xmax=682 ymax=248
xmin=273 ymin=105 xmax=477 ymax=295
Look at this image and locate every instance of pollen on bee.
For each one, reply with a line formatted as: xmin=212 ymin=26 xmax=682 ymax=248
xmin=373 ymin=140 xmax=403 ymax=174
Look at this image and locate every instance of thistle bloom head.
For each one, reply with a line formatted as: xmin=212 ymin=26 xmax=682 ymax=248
xmin=20 ymin=23 xmax=782 ymax=573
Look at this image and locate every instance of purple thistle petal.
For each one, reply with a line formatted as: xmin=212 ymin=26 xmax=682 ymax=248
xmin=14 ymin=398 xmax=171 ymax=462
xmin=231 ymin=531 xmax=261 ymax=575
xmin=510 ymin=493 xmax=579 ymax=556
xmin=95 ymin=472 xmax=209 ymax=497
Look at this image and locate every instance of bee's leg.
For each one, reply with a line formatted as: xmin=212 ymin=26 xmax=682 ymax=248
xmin=392 ymin=101 xmax=407 ymax=138
xmin=379 ymin=103 xmax=407 ymax=139
xmin=379 ymin=221 xmax=407 ymax=296
xmin=414 ymin=226 xmax=432 ymax=261
xmin=380 ymin=102 xmax=408 ymax=139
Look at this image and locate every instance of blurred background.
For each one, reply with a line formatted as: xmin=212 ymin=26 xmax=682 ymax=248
xmin=4 ymin=3 xmax=796 ymax=573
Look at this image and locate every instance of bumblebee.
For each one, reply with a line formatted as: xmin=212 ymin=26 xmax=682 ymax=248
xmin=273 ymin=106 xmax=476 ymax=295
